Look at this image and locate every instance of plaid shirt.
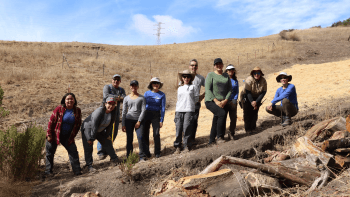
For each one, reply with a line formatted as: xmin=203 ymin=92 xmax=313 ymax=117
xmin=46 ymin=105 xmax=82 ymax=145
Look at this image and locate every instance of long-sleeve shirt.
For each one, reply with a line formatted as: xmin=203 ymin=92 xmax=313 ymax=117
xmin=205 ymin=72 xmax=232 ymax=102
xmin=47 ymin=105 xmax=82 ymax=145
xmin=176 ymin=84 xmax=199 ymax=112
xmin=271 ymin=84 xmax=299 ymax=110
xmin=102 ymin=84 xmax=126 ymax=119
xmin=144 ymin=90 xmax=166 ymax=122
xmin=122 ymin=95 xmax=146 ymax=126
xmin=229 ymin=78 xmax=239 ymax=101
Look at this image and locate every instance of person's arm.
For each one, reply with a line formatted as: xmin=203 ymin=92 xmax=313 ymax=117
xmin=256 ymin=91 xmax=267 ymax=104
xmin=160 ymin=93 xmax=166 ymax=123
xmin=121 ymin=96 xmax=128 ymax=129
xmin=46 ymin=106 xmax=60 ymax=142
xmin=118 ymin=87 xmax=126 ymax=102
xmin=68 ymin=107 xmax=82 ymax=145
xmin=245 ymin=90 xmax=254 ymax=103
xmin=233 ymin=80 xmax=239 ymax=101
xmin=136 ymin=97 xmax=146 ymax=129
xmin=193 ymin=85 xmax=199 ymax=103
xmin=88 ymin=108 xmax=104 ymax=142
xmin=204 ymin=73 xmax=215 ymax=101
xmin=102 ymin=85 xmax=111 ymax=103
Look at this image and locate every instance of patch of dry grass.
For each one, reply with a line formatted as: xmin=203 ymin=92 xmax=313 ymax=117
xmin=0 ymin=179 xmax=36 ymax=197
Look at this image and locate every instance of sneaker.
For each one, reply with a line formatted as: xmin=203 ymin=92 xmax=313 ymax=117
xmin=174 ymin=147 xmax=181 ymax=154
xmin=111 ymin=158 xmax=121 ymax=166
xmin=155 ymin=154 xmax=161 ymax=158
xmin=146 ymin=153 xmax=152 ymax=158
xmin=139 ymin=158 xmax=146 ymax=163
xmin=88 ymin=167 xmax=97 ymax=173
xmin=98 ymin=155 xmax=107 ymax=160
xmin=74 ymin=172 xmax=82 ymax=176
xmin=282 ymin=117 xmax=292 ymax=127
xmin=217 ymin=138 xmax=226 ymax=144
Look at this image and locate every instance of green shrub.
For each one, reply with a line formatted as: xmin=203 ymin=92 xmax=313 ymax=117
xmin=0 ymin=85 xmax=9 ymax=117
xmin=331 ymin=17 xmax=350 ymax=27
xmin=119 ymin=152 xmax=139 ymax=181
xmin=0 ymin=125 xmax=46 ymax=181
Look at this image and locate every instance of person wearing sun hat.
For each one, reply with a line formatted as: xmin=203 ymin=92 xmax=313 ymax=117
xmin=266 ymin=72 xmax=298 ymax=126
xmin=240 ymin=66 xmax=267 ymax=133
xmin=224 ymin=64 xmax=239 ymax=140
xmin=205 ymin=58 xmax=232 ymax=145
xmin=174 ymin=70 xmax=199 ymax=154
xmin=81 ymin=96 xmax=120 ymax=173
xmin=97 ymin=74 xmax=126 ymax=160
xmin=141 ymin=77 xmax=166 ymax=159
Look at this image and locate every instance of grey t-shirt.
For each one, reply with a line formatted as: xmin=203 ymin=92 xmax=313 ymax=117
xmin=122 ymin=95 xmax=146 ymax=126
xmin=97 ymin=112 xmax=112 ymax=132
xmin=192 ymin=74 xmax=205 ymax=109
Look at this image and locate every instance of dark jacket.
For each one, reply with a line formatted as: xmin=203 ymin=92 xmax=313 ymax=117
xmin=81 ymin=106 xmax=117 ymax=141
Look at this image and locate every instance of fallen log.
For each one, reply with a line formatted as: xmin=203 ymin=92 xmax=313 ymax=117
xmin=321 ymin=137 xmax=350 ymax=152
xmin=304 ymin=117 xmax=346 ymax=142
xmin=335 ymin=148 xmax=350 ymax=153
xmin=329 ymin=130 xmax=349 ymax=140
xmin=346 ymin=114 xmax=350 ymax=133
xmin=245 ymin=172 xmax=282 ymax=194
xmin=290 ymin=136 xmax=333 ymax=167
xmin=200 ymin=155 xmax=320 ymax=186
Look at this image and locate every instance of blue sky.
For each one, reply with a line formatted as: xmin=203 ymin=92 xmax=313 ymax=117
xmin=1 ymin=0 xmax=349 ymax=45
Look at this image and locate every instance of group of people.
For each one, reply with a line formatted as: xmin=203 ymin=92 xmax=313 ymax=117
xmin=45 ymin=58 xmax=299 ymax=176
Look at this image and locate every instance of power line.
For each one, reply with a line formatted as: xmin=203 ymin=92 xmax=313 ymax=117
xmin=153 ymin=22 xmax=164 ymax=45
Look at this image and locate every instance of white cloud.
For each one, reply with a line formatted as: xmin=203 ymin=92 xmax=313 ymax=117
xmin=132 ymin=14 xmax=199 ymax=39
xmin=215 ymin=0 xmax=350 ymax=35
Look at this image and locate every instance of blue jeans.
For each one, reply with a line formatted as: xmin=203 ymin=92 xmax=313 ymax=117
xmin=140 ymin=111 xmax=161 ymax=157
xmin=82 ymin=129 xmax=118 ymax=168
xmin=97 ymin=111 xmax=119 ymax=156
xmin=45 ymin=136 xmax=81 ymax=175
xmin=125 ymin=119 xmax=143 ymax=159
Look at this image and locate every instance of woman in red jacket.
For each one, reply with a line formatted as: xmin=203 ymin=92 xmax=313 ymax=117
xmin=45 ymin=93 xmax=82 ymax=176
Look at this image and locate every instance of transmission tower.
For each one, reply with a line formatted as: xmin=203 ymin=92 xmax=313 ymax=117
xmin=154 ymin=22 xmax=165 ymax=45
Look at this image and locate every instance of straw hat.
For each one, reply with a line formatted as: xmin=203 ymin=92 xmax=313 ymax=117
xmin=178 ymin=69 xmax=196 ymax=83
xmin=276 ymin=72 xmax=292 ymax=82
xmin=250 ymin=66 xmax=264 ymax=76
xmin=147 ymin=77 xmax=163 ymax=90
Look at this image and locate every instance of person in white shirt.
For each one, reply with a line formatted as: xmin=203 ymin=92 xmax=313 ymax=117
xmin=174 ymin=70 xmax=199 ymax=154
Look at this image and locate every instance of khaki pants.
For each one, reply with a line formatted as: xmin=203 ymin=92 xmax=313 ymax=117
xmin=266 ymin=98 xmax=298 ymax=118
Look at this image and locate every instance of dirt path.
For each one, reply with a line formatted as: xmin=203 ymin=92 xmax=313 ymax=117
xmin=53 ymin=59 xmax=350 ymax=164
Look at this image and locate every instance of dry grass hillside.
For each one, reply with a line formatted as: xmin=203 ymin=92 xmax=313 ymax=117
xmin=0 ymin=27 xmax=350 ymax=129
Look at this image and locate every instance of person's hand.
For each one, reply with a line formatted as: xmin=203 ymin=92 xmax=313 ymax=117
xmin=122 ymin=126 xmax=126 ymax=132
xmin=135 ymin=121 xmax=141 ymax=129
xmin=267 ymin=104 xmax=273 ymax=111
xmin=115 ymin=96 xmax=120 ymax=102
xmin=251 ymin=101 xmax=257 ymax=108
xmin=221 ymin=100 xmax=228 ymax=108
xmin=87 ymin=140 xmax=93 ymax=146
xmin=159 ymin=122 xmax=163 ymax=128
xmin=214 ymin=99 xmax=222 ymax=108
xmin=47 ymin=136 xmax=52 ymax=142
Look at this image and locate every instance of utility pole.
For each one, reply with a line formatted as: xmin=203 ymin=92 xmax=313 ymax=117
xmin=154 ymin=22 xmax=165 ymax=45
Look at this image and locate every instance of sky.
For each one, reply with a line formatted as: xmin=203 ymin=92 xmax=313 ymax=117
xmin=0 ymin=0 xmax=349 ymax=45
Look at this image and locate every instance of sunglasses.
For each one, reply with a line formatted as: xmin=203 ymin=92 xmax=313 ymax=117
xmin=253 ymin=72 xmax=261 ymax=75
xmin=190 ymin=64 xmax=197 ymax=67
xmin=280 ymin=76 xmax=288 ymax=80
xmin=152 ymin=82 xmax=160 ymax=85
xmin=113 ymin=78 xmax=121 ymax=81
xmin=182 ymin=75 xmax=192 ymax=79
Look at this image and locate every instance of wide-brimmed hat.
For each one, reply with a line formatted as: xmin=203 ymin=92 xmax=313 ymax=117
xmin=276 ymin=72 xmax=292 ymax=82
xmin=147 ymin=77 xmax=163 ymax=90
xmin=250 ymin=66 xmax=264 ymax=76
xmin=178 ymin=69 xmax=196 ymax=83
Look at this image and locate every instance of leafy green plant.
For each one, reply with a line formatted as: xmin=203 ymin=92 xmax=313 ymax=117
xmin=118 ymin=152 xmax=139 ymax=181
xmin=0 ymin=85 xmax=9 ymax=118
xmin=331 ymin=17 xmax=350 ymax=27
xmin=0 ymin=125 xmax=46 ymax=181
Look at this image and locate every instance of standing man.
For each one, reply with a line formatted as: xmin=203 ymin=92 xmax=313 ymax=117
xmin=188 ymin=59 xmax=205 ymax=144
xmin=97 ymin=74 xmax=126 ymax=160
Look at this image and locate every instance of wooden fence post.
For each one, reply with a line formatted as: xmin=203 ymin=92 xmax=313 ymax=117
xmin=150 ymin=62 xmax=152 ymax=78
xmin=62 ymin=53 xmax=64 ymax=69
xmin=103 ymin=63 xmax=105 ymax=76
xmin=238 ymin=55 xmax=239 ymax=65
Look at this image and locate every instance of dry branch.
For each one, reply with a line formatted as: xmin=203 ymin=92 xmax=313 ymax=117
xmin=305 ymin=117 xmax=346 ymax=142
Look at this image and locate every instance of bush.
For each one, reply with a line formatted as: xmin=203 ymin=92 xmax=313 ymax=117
xmin=0 ymin=85 xmax=9 ymax=118
xmin=331 ymin=17 xmax=350 ymax=27
xmin=119 ymin=152 xmax=139 ymax=181
xmin=279 ymin=30 xmax=300 ymax=41
xmin=0 ymin=125 xmax=46 ymax=181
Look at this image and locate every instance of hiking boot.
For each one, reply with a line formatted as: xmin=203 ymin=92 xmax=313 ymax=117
xmin=174 ymin=147 xmax=181 ymax=154
xmin=282 ymin=117 xmax=292 ymax=127
xmin=74 ymin=172 xmax=82 ymax=176
xmin=98 ymin=155 xmax=107 ymax=160
xmin=217 ymin=138 xmax=226 ymax=144
xmin=111 ymin=158 xmax=121 ymax=166
xmin=139 ymin=158 xmax=146 ymax=163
